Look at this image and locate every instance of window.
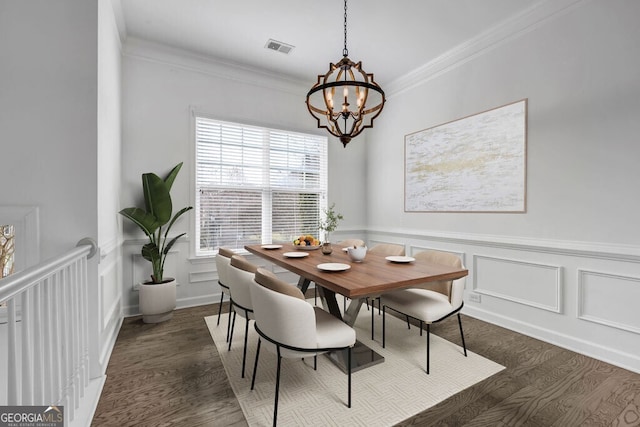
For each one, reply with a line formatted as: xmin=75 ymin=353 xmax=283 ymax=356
xmin=194 ymin=116 xmax=328 ymax=256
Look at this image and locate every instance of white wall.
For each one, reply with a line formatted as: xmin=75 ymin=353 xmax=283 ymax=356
xmin=0 ymin=0 xmax=121 ymax=422
xmin=0 ymin=0 xmax=99 ymax=260
xmin=97 ymin=0 xmax=124 ymax=377
xmin=120 ymin=39 xmax=367 ymax=313
xmin=366 ymin=1 xmax=640 ymax=372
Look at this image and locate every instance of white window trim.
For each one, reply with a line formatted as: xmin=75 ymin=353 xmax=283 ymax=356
xmin=189 ymin=109 xmax=328 ymax=259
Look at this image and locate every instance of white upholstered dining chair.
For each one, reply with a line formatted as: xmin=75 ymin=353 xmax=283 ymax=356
xmin=379 ymin=250 xmax=468 ymax=374
xmin=249 ymin=268 xmax=356 ymax=427
xmin=214 ymin=247 xmax=235 ymax=340
xmin=227 ymin=254 xmax=258 ymax=378
xmin=336 ymin=238 xmax=365 ymax=248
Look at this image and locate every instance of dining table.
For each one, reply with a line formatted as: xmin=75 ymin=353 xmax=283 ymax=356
xmin=245 ymin=243 xmax=469 ymax=372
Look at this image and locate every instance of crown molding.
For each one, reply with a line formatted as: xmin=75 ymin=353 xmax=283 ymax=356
xmin=386 ymin=0 xmax=588 ymax=97
xmin=122 ymin=36 xmax=309 ymax=96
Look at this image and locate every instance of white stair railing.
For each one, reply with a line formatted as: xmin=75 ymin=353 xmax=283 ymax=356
xmin=0 ymin=238 xmax=97 ymax=424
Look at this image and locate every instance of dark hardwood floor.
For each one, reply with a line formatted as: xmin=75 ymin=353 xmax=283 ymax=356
xmin=92 ymin=301 xmax=640 ymax=426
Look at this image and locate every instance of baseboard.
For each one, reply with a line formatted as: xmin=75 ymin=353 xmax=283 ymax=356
xmin=123 ymin=293 xmax=225 ymax=317
xmin=463 ymin=305 xmax=640 ymax=375
xmin=99 ymin=315 xmax=123 ymax=372
xmin=68 ymin=376 xmax=106 ymax=427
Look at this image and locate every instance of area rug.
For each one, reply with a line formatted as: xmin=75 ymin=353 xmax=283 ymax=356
xmin=205 ymin=299 xmax=504 ymax=427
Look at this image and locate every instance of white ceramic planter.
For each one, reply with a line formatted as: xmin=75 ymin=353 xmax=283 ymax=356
xmin=139 ymin=278 xmax=177 ymax=323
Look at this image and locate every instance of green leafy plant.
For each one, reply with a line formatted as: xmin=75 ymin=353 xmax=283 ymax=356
xmin=318 ymin=203 xmax=344 ymax=241
xmin=119 ymin=162 xmax=193 ymax=284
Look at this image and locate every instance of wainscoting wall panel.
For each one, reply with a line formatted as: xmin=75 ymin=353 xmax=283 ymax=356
xmin=365 ymin=228 xmax=640 ymax=374
xmin=97 ymin=240 xmax=123 ymax=372
xmin=0 ymin=205 xmax=40 ymax=270
xmin=189 ymin=269 xmax=216 ymax=285
xmin=577 ymin=269 xmax=640 ymax=334
xmin=100 ymin=260 xmax=120 ymax=331
xmin=474 ymin=255 xmax=562 ymax=313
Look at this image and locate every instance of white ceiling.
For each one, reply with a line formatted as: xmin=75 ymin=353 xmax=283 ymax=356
xmin=120 ymin=0 xmax=542 ymax=87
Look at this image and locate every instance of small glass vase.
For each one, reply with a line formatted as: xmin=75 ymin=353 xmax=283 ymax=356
xmin=321 ymin=242 xmax=333 ymax=255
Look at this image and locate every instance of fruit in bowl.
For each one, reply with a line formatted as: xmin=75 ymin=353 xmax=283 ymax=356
xmin=293 ymin=235 xmax=320 ymax=249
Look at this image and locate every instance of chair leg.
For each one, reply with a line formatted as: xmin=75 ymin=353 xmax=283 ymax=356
xmin=371 ymin=302 xmax=375 ymax=340
xmin=458 ymin=313 xmax=468 ymax=357
xmin=382 ymin=306 xmax=386 ymax=348
xmin=366 ymin=297 xmax=370 ymax=311
xmin=273 ymin=350 xmax=282 ymax=427
xmin=426 ymin=323 xmax=430 ymax=374
xmin=347 ymin=346 xmax=352 ymax=408
xmin=406 ymin=315 xmax=411 ymax=330
xmin=420 ymin=320 xmax=423 ymax=336
xmin=228 ymin=310 xmax=236 ymax=351
xmin=216 ymin=291 xmax=225 ymax=325
xmin=226 ymin=306 xmax=233 ymax=342
xmin=251 ymin=339 xmax=261 ymax=390
xmin=241 ymin=316 xmax=250 ymax=378
xmin=314 ymin=355 xmax=317 ymax=370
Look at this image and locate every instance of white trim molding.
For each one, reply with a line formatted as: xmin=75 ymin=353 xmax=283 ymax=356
xmin=474 ymin=255 xmax=563 ymax=313
xmin=386 ymin=0 xmax=587 ymax=96
xmin=0 ymin=205 xmax=40 ymax=270
xmin=577 ymin=269 xmax=640 ymax=335
xmin=366 ymin=228 xmax=640 ymax=373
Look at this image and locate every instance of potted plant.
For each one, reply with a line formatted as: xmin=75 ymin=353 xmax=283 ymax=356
xmin=119 ymin=162 xmax=193 ymax=323
xmin=318 ymin=203 xmax=343 ymax=254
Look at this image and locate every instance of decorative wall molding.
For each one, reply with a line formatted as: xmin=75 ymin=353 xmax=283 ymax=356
xmin=0 ymin=205 xmax=40 ymax=270
xmin=366 ymin=227 xmax=640 ymax=263
xmin=474 ymin=255 xmax=562 ymax=313
xmin=577 ymin=269 xmax=640 ymax=335
xmin=99 ymin=238 xmax=118 ymax=261
xmin=189 ymin=270 xmax=217 ymax=284
xmin=366 ymin=227 xmax=640 ymax=372
xmin=386 ymin=0 xmax=587 ymax=96
xmin=100 ymin=261 xmax=120 ymax=331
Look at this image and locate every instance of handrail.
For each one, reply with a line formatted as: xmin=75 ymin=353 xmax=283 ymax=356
xmin=0 ymin=238 xmax=97 ymax=301
xmin=0 ymin=237 xmax=98 ymax=424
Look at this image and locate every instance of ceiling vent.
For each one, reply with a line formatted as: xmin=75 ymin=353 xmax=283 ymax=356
xmin=265 ymin=39 xmax=294 ymax=55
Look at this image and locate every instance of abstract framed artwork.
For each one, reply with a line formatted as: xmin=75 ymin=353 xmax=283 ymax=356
xmin=405 ymin=99 xmax=527 ymax=213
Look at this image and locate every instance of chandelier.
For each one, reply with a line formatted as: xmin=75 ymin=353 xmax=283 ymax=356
xmin=305 ymin=0 xmax=385 ymax=147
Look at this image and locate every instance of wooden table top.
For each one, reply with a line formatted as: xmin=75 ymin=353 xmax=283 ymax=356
xmin=245 ymin=244 xmax=468 ymax=299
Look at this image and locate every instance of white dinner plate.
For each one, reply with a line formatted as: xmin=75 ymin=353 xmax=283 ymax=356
xmin=283 ymin=252 xmax=309 ymax=258
xmin=317 ymin=263 xmax=351 ymax=272
xmin=261 ymin=244 xmax=283 ymax=250
xmin=385 ymin=256 xmax=415 ymax=263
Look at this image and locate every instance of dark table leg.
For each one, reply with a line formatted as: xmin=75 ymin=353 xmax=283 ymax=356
xmin=315 ymin=286 xmax=384 ymax=373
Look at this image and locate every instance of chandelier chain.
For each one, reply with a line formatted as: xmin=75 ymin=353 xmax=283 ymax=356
xmin=343 ymin=0 xmax=348 ymax=57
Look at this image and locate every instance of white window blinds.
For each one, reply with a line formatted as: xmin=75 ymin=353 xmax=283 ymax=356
xmin=195 ymin=116 xmax=328 ymax=255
